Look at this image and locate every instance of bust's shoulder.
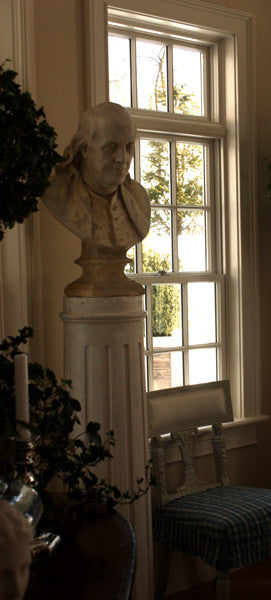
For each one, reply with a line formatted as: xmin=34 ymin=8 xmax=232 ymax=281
xmin=47 ymin=170 xmax=72 ymax=194
xmin=120 ymin=175 xmax=150 ymax=237
xmin=44 ymin=170 xmax=88 ymax=207
xmin=122 ymin=175 xmax=149 ymax=205
xmin=42 ymin=170 xmax=92 ymax=240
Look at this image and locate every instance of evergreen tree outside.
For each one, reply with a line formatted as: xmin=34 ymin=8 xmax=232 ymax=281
xmin=140 ymin=46 xmax=204 ymax=239
xmin=143 ymin=249 xmax=181 ymax=337
xmin=125 ymin=248 xmax=180 ymax=337
xmin=127 ymin=45 xmax=205 ymax=336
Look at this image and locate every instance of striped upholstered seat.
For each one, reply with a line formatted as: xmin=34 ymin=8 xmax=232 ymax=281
xmin=147 ymin=381 xmax=271 ymax=600
xmin=153 ymin=486 xmax=271 ymax=571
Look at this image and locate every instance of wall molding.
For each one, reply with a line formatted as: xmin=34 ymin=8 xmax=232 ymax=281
xmin=0 ymin=0 xmax=44 ymax=362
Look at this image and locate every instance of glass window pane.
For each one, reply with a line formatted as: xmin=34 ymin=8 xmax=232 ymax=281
xmin=178 ymin=210 xmax=206 ymax=271
xmin=173 ymin=46 xmax=203 ymax=116
xmin=108 ymin=36 xmax=131 ymax=106
xmin=189 ymin=348 xmax=217 ymax=384
xmin=188 ymin=282 xmax=216 ymax=345
xmin=171 ymin=351 xmax=184 ymax=388
xmin=129 ymin=156 xmax=135 ymax=179
xmin=140 ymin=139 xmax=170 ymax=205
xmin=137 ymin=40 xmax=167 ymax=111
xmin=151 ymin=284 xmax=182 ymax=340
xmin=151 ymin=351 xmax=183 ymax=390
xmin=124 ymin=247 xmax=135 ymax=274
xmin=142 ymin=209 xmax=172 ymax=273
xmin=176 ymin=142 xmax=205 ymax=207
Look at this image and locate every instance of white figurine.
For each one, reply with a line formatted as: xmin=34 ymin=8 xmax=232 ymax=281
xmin=43 ymin=102 xmax=150 ymax=248
xmin=0 ymin=500 xmax=33 ymax=600
xmin=42 ymin=102 xmax=150 ymax=296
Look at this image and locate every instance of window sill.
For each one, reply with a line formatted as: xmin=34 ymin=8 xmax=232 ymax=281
xmin=162 ymin=415 xmax=269 ymax=464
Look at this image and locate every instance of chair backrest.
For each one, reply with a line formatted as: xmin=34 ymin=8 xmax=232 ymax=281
xmin=147 ymin=380 xmax=233 ymax=505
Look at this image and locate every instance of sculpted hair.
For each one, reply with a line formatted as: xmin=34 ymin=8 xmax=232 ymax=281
xmin=55 ymin=102 xmax=136 ymax=186
xmin=55 ymin=111 xmax=96 ymax=185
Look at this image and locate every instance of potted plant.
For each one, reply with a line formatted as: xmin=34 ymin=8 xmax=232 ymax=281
xmin=0 ymin=63 xmax=62 ymax=240
xmin=0 ymin=327 xmax=154 ymax=513
xmin=0 ymin=327 xmax=155 ymax=598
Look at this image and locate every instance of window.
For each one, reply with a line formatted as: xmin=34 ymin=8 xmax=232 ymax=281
xmin=88 ymin=0 xmax=259 ymax=418
xmin=108 ymin=11 xmax=225 ymax=391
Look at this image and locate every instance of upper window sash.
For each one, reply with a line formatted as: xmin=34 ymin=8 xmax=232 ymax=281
xmin=108 ymin=28 xmax=210 ymax=116
xmin=108 ymin=32 xmax=226 ymax=138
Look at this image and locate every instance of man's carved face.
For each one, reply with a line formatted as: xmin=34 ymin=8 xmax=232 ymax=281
xmin=81 ymin=109 xmax=136 ymax=195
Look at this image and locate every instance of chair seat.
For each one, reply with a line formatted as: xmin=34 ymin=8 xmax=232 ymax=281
xmin=153 ymin=486 xmax=271 ymax=571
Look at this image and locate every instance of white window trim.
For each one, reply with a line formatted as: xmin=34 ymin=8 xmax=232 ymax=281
xmin=86 ymin=0 xmax=260 ymax=424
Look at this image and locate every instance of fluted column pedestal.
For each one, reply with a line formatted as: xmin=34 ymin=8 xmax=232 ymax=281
xmin=61 ymin=296 xmax=154 ymax=600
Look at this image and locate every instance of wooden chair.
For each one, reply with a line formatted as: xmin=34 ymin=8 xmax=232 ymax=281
xmin=148 ymin=380 xmax=271 ymax=600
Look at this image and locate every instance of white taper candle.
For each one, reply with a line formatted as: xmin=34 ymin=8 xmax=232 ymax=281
xmin=14 ymin=353 xmax=31 ymax=441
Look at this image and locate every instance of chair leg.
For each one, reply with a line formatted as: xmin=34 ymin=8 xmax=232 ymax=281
xmin=216 ymin=570 xmax=230 ymax=600
xmin=155 ymin=545 xmax=172 ymax=600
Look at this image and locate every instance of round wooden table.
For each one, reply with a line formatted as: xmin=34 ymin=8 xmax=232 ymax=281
xmin=25 ymin=510 xmax=136 ymax=600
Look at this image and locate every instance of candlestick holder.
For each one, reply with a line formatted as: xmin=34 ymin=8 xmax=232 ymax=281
xmin=16 ymin=439 xmax=35 ymax=486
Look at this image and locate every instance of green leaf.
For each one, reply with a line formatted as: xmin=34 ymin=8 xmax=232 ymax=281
xmin=0 ymin=325 xmax=156 ymax=518
xmin=0 ymin=66 xmax=62 ymax=238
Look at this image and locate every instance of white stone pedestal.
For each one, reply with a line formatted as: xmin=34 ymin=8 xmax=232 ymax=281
xmin=61 ymin=296 xmax=154 ymax=600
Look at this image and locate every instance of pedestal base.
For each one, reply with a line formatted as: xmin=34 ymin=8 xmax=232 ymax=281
xmin=64 ymin=242 xmax=144 ymax=297
xmin=61 ymin=296 xmax=154 ymax=600
xmin=64 ymin=266 xmax=144 ymax=297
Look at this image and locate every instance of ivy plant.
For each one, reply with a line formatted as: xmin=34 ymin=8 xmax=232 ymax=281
xmin=0 ymin=63 xmax=62 ymax=240
xmin=0 ymin=327 xmax=155 ymax=517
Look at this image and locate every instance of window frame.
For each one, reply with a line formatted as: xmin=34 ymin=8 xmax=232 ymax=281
xmin=85 ymin=0 xmax=259 ymax=419
xmin=109 ymin=20 xmax=224 ymax=392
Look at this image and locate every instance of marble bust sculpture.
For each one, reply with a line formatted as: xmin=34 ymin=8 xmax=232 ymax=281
xmin=0 ymin=500 xmax=33 ymax=600
xmin=42 ymin=102 xmax=150 ymax=296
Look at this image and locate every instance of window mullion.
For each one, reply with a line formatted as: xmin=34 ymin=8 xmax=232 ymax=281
xmin=206 ymin=142 xmax=215 ymax=272
xmin=146 ymin=285 xmax=153 ymax=390
xmin=167 ymin=43 xmax=174 ymax=112
xmin=214 ymin=139 xmax=223 ymax=273
xmin=216 ymin=279 xmax=226 ymax=380
xmin=171 ymin=141 xmax=178 ymax=273
xmin=130 ymin=35 xmax=137 ymax=108
xmin=135 ymin=137 xmax=143 ymax=273
xmin=182 ymin=282 xmax=189 ymax=384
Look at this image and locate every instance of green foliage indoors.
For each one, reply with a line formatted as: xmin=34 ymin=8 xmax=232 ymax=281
xmin=0 ymin=328 xmax=154 ymax=516
xmin=0 ymin=64 xmax=62 ymax=240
